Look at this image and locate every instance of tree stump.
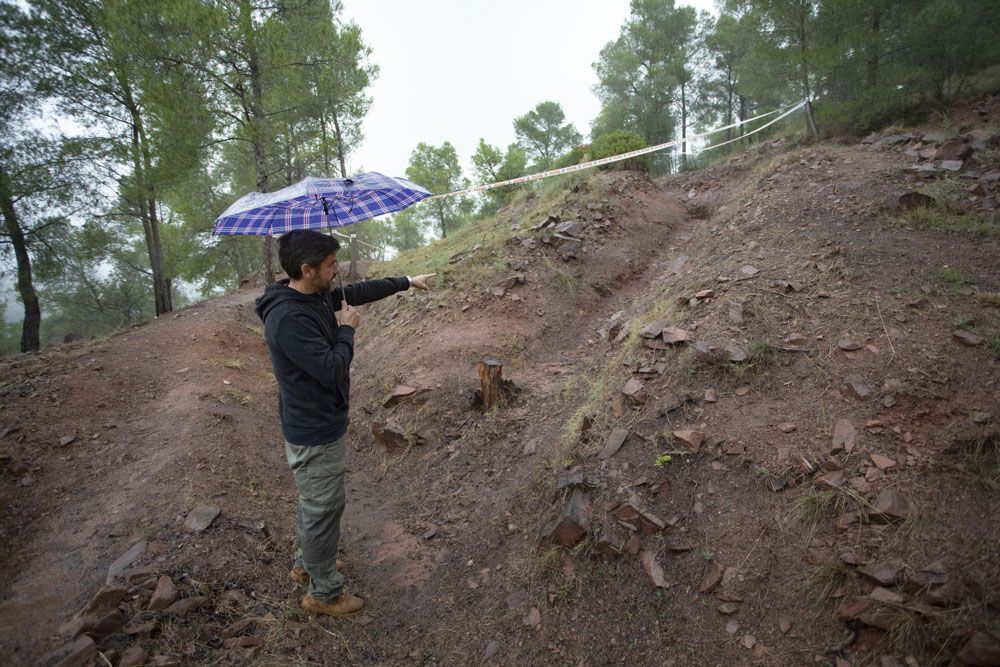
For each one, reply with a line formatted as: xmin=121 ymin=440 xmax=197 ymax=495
xmin=477 ymin=359 xmax=504 ymax=410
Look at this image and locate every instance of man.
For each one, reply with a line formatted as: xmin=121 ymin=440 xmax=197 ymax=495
xmin=255 ymin=229 xmax=434 ymax=617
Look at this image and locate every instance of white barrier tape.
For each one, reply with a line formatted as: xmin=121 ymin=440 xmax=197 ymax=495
xmin=685 ymin=100 xmax=808 ymax=154
xmin=424 ymin=100 xmax=807 ymax=202
xmin=330 ymin=229 xmax=382 ymax=252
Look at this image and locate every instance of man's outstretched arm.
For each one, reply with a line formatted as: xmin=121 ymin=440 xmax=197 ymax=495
xmin=338 ymin=273 xmax=436 ymax=308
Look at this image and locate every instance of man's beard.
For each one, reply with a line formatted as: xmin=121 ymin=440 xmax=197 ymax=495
xmin=311 ymin=274 xmax=333 ymax=292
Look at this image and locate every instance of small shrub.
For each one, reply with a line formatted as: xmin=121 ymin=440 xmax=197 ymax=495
xmin=590 ymin=131 xmax=651 ymax=172
xmin=936 ymin=267 xmax=969 ymax=287
xmin=554 ymin=144 xmax=591 ymax=168
xmin=654 ymin=453 xmax=673 ymax=468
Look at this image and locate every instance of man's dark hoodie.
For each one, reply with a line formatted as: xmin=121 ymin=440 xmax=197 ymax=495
xmin=255 ymin=276 xmax=410 ymax=446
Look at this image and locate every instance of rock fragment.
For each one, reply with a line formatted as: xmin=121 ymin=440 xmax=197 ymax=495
xmin=885 ymin=190 xmax=937 ymax=213
xmin=37 ymin=635 xmax=96 ymax=667
xmin=148 ymin=576 xmax=177 ymax=611
xmin=383 ymin=385 xmax=419 ymax=408
xmin=831 ymin=419 xmax=857 ymax=454
xmin=673 ymin=430 xmax=703 ymax=453
xmin=598 ymin=428 xmax=629 ymax=460
xmin=872 ymin=488 xmax=908 ymax=523
xmin=842 ymin=374 xmax=872 ymax=400
xmin=953 ymin=330 xmax=985 ymax=346
xmin=541 ymin=490 xmax=589 ymax=548
xmin=639 ymin=549 xmax=667 ymax=588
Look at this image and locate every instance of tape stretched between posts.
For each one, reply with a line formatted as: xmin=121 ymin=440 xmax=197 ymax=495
xmin=683 ymin=101 xmax=808 ymax=154
xmin=423 ymin=100 xmax=808 ymax=202
xmin=330 ymin=229 xmax=381 ymax=252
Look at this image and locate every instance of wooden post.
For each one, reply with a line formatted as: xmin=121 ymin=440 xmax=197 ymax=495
xmin=477 ymin=359 xmax=503 ymax=409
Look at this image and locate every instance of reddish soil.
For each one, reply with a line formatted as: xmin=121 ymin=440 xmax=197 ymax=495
xmin=1 ymin=98 xmax=999 ymax=666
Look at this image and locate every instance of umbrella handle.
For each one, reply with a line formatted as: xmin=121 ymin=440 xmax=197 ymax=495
xmin=338 ymin=272 xmax=349 ymax=307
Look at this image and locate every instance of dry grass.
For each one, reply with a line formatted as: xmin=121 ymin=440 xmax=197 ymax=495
xmin=789 ymin=487 xmax=847 ymax=543
xmin=802 ymin=559 xmax=852 ymax=602
xmin=974 ymin=291 xmax=1000 ymax=307
xmin=954 ymin=432 xmax=1000 ymax=493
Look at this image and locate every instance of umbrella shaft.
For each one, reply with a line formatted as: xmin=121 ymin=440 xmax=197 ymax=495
xmin=338 ymin=273 xmax=348 ymax=306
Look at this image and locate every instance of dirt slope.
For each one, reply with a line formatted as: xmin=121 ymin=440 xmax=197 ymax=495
xmin=1 ymin=98 xmax=999 ymax=667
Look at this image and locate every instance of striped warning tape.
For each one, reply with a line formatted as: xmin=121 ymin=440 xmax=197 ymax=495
xmin=423 ymin=100 xmax=808 ymax=202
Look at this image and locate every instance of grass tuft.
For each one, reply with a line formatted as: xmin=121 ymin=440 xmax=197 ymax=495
xmin=974 ymin=291 xmax=1000 ymax=308
xmin=789 ymin=488 xmax=847 ymax=542
xmin=802 ymin=559 xmax=852 ymax=601
xmin=936 ymin=267 xmax=969 ymax=287
xmin=955 ymin=432 xmax=1000 ymax=493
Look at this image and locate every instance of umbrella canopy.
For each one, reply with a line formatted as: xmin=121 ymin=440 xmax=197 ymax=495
xmin=212 ymin=172 xmax=432 ymax=236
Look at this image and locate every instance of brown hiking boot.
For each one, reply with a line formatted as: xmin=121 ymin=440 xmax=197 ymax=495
xmin=301 ymin=591 xmax=364 ymax=617
xmin=288 ymin=560 xmax=344 ymax=584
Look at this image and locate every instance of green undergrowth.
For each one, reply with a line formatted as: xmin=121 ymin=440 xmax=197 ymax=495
xmin=372 ymin=171 xmax=612 ymax=297
xmin=881 ymin=179 xmax=1000 ymax=238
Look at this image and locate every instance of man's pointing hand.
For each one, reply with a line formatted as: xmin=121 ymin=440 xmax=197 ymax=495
xmin=410 ymin=274 xmax=437 ymax=291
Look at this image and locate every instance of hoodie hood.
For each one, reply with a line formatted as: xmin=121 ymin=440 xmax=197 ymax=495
xmin=255 ymin=279 xmax=322 ymax=323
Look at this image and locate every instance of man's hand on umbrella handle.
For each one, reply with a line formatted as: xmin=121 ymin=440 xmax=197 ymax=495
xmin=410 ymin=273 xmax=436 ymax=291
xmin=340 ymin=303 xmax=361 ymax=330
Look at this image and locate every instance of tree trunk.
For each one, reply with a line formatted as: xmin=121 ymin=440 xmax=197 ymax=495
xmin=739 ymin=95 xmax=747 ymax=144
xmin=331 ymin=109 xmax=348 ymax=178
xmin=866 ymin=6 xmax=881 ymax=88
xmin=137 ymin=120 xmax=171 ymax=314
xmin=119 ymin=73 xmax=172 ymax=315
xmin=320 ymin=109 xmax=332 ymax=176
xmin=241 ymin=0 xmax=273 ymax=284
xmin=803 ymin=98 xmax=819 ymax=139
xmin=680 ymin=81 xmax=688 ymax=170
xmin=0 ymin=166 xmax=41 ymax=352
xmin=797 ymin=11 xmax=819 ymax=140
xmin=726 ymin=67 xmax=734 ymax=143
xmin=436 ymin=202 xmax=447 ymax=239
xmin=329 ymin=110 xmax=358 ymax=277
xmin=477 ymin=359 xmax=504 ymax=410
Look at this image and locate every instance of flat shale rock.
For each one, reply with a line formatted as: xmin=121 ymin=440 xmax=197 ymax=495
xmin=541 ymin=489 xmax=590 ymax=548
xmin=831 ymin=419 xmax=857 ymax=454
xmin=38 ymin=635 xmax=96 ymax=667
xmin=955 ymin=629 xmax=1000 ymax=666
xmin=598 ymin=428 xmax=629 ymax=460
xmin=184 ymin=505 xmax=220 ymax=532
xmin=639 ymin=549 xmax=667 ymax=588
xmin=872 ymin=488 xmax=908 ymax=523
xmin=953 ymin=330 xmax=985 ymax=346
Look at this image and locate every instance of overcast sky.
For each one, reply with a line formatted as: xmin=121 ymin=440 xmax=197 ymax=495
xmin=339 ymin=0 xmax=717 ymax=181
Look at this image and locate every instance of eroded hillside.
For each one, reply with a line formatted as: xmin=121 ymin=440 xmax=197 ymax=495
xmin=1 ymin=96 xmax=999 ymax=666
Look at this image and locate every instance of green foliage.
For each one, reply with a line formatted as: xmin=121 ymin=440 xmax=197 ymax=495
xmin=936 ymin=267 xmax=969 ymax=287
xmin=592 ymin=0 xmax=701 ymax=172
xmin=405 ymin=141 xmax=470 ymax=239
xmin=388 ymin=208 xmax=427 ymax=253
xmin=553 ymin=144 xmax=591 ymax=169
xmin=654 ymin=453 xmax=673 ymax=468
xmin=471 ymin=139 xmax=527 ymax=212
xmin=513 ymin=101 xmax=582 ymax=172
xmin=590 ymin=131 xmax=651 ymax=172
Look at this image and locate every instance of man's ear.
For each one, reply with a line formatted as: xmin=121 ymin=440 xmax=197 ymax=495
xmin=300 ymin=263 xmax=314 ymax=279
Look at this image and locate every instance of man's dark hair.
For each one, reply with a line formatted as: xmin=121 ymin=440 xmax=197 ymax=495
xmin=278 ymin=230 xmax=341 ymax=279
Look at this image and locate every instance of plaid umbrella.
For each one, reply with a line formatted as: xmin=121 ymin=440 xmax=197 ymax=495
xmin=212 ymin=172 xmax=431 ymax=236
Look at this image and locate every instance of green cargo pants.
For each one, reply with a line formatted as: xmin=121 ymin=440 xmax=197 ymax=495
xmin=285 ymin=436 xmax=347 ymax=601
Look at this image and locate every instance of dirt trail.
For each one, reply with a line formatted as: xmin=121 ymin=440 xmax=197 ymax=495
xmin=2 ymin=110 xmax=999 ymax=665
xmin=0 ymin=177 xmax=699 ymax=663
